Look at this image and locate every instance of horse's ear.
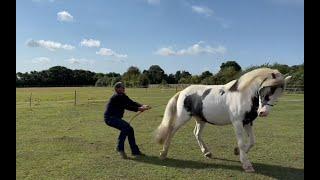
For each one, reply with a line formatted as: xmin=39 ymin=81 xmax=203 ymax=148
xmin=225 ymin=80 xmax=238 ymax=91
xmin=284 ymin=76 xmax=292 ymax=84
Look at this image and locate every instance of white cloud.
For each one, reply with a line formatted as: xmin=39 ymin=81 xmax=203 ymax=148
xmin=26 ymin=39 xmax=75 ymax=51
xmin=155 ymin=42 xmax=226 ymax=56
xmin=155 ymin=47 xmax=176 ymax=56
xmin=57 ymin=11 xmax=73 ymax=22
xmin=147 ymin=0 xmax=160 ymax=5
xmin=192 ymin=6 xmax=213 ymax=16
xmin=96 ymin=48 xmax=128 ymax=58
xmin=67 ymin=58 xmax=94 ymax=65
xmin=80 ymin=39 xmax=100 ymax=48
xmin=31 ymin=57 xmax=51 ymax=64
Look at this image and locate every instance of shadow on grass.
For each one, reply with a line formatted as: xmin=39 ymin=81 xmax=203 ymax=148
xmin=130 ymin=155 xmax=304 ymax=179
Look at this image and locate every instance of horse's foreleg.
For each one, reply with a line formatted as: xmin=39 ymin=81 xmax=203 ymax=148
xmin=194 ymin=120 xmax=212 ymax=158
xmin=232 ymin=121 xmax=255 ymax=173
xmin=234 ymin=124 xmax=255 ymax=155
xmin=244 ymin=124 xmax=255 ymax=153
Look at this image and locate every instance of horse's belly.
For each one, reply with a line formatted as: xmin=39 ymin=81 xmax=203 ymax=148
xmin=202 ymin=102 xmax=231 ymax=125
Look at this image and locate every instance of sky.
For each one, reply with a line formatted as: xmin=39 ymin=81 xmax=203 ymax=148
xmin=16 ymin=0 xmax=304 ymax=75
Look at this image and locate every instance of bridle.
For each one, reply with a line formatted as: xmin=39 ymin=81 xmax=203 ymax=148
xmin=257 ymin=77 xmax=284 ymax=107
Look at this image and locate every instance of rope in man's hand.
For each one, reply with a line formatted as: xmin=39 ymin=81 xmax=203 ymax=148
xmin=128 ymin=104 xmax=168 ymax=124
xmin=128 ymin=105 xmax=151 ymax=124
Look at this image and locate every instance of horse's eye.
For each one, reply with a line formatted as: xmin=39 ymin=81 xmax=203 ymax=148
xmin=265 ymin=95 xmax=270 ymax=101
xmin=270 ymin=87 xmax=277 ymax=95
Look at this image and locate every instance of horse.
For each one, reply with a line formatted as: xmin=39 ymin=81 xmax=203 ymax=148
xmin=154 ymin=68 xmax=292 ymax=173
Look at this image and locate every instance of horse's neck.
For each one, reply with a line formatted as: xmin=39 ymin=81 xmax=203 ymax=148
xmin=241 ymin=81 xmax=260 ymax=100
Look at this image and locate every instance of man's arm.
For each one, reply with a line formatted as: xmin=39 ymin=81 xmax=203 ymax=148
xmin=124 ymin=95 xmax=150 ymax=112
xmin=124 ymin=95 xmax=142 ymax=112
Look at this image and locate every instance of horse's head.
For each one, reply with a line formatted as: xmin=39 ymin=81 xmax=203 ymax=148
xmin=257 ymin=72 xmax=292 ymax=117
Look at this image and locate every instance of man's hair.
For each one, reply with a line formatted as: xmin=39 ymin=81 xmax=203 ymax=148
xmin=114 ymin=82 xmax=125 ymax=89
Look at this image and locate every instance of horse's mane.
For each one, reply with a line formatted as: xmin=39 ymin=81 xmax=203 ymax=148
xmin=236 ymin=68 xmax=281 ymax=92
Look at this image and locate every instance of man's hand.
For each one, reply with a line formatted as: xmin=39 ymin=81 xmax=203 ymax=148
xmin=138 ymin=105 xmax=151 ymax=112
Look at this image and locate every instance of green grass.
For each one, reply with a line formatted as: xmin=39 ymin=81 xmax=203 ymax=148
xmin=16 ymin=87 xmax=304 ymax=179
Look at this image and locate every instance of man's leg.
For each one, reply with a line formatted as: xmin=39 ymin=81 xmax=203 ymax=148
xmin=105 ymin=117 xmax=131 ymax=154
xmin=127 ymin=127 xmax=141 ymax=155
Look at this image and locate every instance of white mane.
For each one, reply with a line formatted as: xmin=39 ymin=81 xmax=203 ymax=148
xmin=236 ymin=68 xmax=282 ymax=93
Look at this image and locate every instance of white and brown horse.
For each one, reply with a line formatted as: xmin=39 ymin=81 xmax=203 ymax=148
xmin=155 ymin=68 xmax=291 ymax=172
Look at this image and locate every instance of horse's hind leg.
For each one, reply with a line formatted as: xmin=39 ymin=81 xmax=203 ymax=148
xmin=160 ymin=112 xmax=191 ymax=160
xmin=194 ymin=120 xmax=212 ymax=158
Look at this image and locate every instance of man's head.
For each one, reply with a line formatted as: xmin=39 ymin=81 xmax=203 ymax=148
xmin=114 ymin=82 xmax=125 ymax=94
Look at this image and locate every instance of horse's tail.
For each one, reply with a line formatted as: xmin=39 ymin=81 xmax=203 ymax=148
xmin=155 ymin=91 xmax=181 ymax=145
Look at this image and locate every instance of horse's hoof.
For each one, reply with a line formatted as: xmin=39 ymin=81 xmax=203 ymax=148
xmin=159 ymin=151 xmax=167 ymax=160
xmin=204 ymin=152 xmax=212 ymax=159
xmin=242 ymin=164 xmax=255 ymax=173
xmin=234 ymin=147 xmax=240 ymax=155
xmin=159 ymin=155 xmax=167 ymax=160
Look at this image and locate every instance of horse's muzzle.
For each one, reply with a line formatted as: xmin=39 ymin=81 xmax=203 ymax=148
xmin=258 ymin=111 xmax=268 ymax=117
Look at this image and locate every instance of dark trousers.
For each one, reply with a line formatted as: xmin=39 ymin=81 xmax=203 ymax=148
xmin=105 ymin=116 xmax=140 ymax=154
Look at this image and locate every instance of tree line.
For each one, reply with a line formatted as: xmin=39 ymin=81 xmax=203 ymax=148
xmin=16 ymin=61 xmax=304 ymax=87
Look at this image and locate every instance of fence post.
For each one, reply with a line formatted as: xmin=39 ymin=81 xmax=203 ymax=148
xmin=74 ymin=90 xmax=77 ymax=106
xmin=29 ymin=92 xmax=32 ymax=109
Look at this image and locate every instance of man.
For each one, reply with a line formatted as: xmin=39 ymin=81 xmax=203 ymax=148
xmin=104 ymin=82 xmax=150 ymax=159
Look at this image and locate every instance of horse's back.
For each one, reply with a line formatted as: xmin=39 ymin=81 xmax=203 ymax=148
xmin=177 ymin=84 xmax=232 ymax=125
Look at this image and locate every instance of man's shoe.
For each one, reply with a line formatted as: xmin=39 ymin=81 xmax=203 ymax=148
xmin=118 ymin=151 xmax=128 ymax=159
xmin=132 ymin=152 xmax=146 ymax=157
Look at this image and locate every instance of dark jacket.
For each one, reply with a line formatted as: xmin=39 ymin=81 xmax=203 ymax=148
xmin=104 ymin=93 xmax=142 ymax=119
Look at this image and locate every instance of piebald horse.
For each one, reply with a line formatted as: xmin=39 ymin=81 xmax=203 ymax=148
xmin=155 ymin=68 xmax=292 ymax=172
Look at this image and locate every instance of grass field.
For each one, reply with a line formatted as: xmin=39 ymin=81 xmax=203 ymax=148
xmin=16 ymin=87 xmax=304 ymax=179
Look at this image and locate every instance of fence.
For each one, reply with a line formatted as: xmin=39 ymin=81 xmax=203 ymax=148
xmin=18 ymin=85 xmax=304 ymax=110
xmin=149 ymin=84 xmax=304 ymax=93
xmin=284 ymin=85 xmax=304 ymax=94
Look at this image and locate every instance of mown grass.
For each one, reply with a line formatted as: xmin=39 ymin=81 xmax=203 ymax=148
xmin=16 ymin=87 xmax=304 ymax=179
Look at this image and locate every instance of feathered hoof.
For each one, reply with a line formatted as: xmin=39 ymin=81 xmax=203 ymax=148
xmin=234 ymin=147 xmax=240 ymax=155
xmin=159 ymin=151 xmax=167 ymax=160
xmin=242 ymin=164 xmax=255 ymax=173
xmin=204 ymin=152 xmax=212 ymax=159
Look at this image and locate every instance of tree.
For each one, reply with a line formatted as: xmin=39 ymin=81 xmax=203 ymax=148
xmin=190 ymin=75 xmax=201 ymax=84
xmin=166 ymin=74 xmax=176 ymax=84
xmin=201 ymin=76 xmax=218 ymax=85
xmin=106 ymin=72 xmax=121 ymax=78
xmin=122 ymin=66 xmax=141 ymax=87
xmin=94 ymin=73 xmax=105 ymax=80
xmin=47 ymin=66 xmax=73 ymax=86
xmin=72 ymin=70 xmax=96 ymax=85
xmin=269 ymin=63 xmax=291 ymax=75
xmin=138 ymin=74 xmax=150 ymax=87
xmin=214 ymin=61 xmax=242 ymax=84
xmin=146 ymin=65 xmax=165 ymax=84
xmin=180 ymin=71 xmax=192 ymax=79
xmin=95 ymin=76 xmax=121 ymax=87
xmin=174 ymin=71 xmax=182 ymax=83
xmin=200 ymin=71 xmax=213 ymax=80
xmin=220 ymin=61 xmax=242 ymax=72
xmin=178 ymin=77 xmax=192 ymax=84
xmin=288 ymin=63 xmax=304 ymax=86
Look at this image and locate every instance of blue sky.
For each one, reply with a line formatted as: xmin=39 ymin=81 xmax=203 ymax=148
xmin=16 ymin=0 xmax=304 ymax=75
